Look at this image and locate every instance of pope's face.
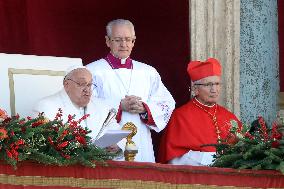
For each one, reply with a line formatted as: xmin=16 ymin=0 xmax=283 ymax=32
xmin=106 ymin=24 xmax=135 ymax=59
xmin=193 ymin=76 xmax=221 ymax=106
xmin=64 ymin=69 xmax=93 ymax=107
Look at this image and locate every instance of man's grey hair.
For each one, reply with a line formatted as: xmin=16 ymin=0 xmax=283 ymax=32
xmin=106 ymin=19 xmax=135 ymax=37
xmin=64 ymin=67 xmax=87 ymax=81
xmin=192 ymin=79 xmax=203 ymax=87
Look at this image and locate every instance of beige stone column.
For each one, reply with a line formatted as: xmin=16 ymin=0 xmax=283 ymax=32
xmin=190 ymin=0 xmax=240 ymax=116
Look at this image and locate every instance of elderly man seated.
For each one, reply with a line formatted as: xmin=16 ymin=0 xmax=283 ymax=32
xmin=32 ymin=66 xmax=122 ymax=152
xmin=158 ymin=58 xmax=242 ymax=166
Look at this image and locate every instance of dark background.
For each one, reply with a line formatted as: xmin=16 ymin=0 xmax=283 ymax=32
xmin=0 ymin=0 xmax=190 ymax=159
xmin=0 ymin=0 xmax=190 ymax=106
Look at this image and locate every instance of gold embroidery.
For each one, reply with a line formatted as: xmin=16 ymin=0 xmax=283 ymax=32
xmin=193 ymin=100 xmax=221 ymax=143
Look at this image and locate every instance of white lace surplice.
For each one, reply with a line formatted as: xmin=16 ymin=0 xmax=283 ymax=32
xmin=87 ymin=59 xmax=175 ymax=162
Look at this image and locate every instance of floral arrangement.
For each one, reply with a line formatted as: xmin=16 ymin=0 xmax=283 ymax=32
xmin=211 ymin=116 xmax=284 ymax=174
xmin=0 ymin=108 xmax=114 ymax=168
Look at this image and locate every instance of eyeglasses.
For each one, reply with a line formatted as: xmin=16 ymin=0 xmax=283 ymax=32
xmin=109 ymin=37 xmax=136 ymax=44
xmin=194 ymin=82 xmax=222 ymax=88
xmin=66 ymin=79 xmax=96 ymax=90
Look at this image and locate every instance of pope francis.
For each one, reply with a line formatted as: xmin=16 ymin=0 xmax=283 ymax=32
xmin=32 ymin=66 xmax=122 ymax=147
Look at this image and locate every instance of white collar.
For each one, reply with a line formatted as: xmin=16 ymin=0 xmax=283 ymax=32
xmin=194 ymin=97 xmax=216 ymax=108
xmin=121 ymin=57 xmax=127 ymax=64
xmin=110 ymin=53 xmax=129 ymax=64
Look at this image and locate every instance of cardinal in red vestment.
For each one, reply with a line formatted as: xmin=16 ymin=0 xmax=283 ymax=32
xmin=158 ymin=58 xmax=242 ymax=165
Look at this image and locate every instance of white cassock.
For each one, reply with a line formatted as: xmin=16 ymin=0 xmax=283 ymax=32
xmin=87 ymin=59 xmax=175 ymax=162
xmin=32 ymin=89 xmax=121 ymax=140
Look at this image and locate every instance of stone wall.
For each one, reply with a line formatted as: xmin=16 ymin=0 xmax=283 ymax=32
xmin=190 ymin=0 xmax=279 ymax=125
xmin=240 ymin=0 xmax=279 ymax=124
xmin=190 ymin=0 xmax=240 ymax=116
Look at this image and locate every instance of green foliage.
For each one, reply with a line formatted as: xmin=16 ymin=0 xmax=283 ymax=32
xmin=211 ymin=117 xmax=284 ymax=174
xmin=0 ymin=109 xmax=115 ymax=169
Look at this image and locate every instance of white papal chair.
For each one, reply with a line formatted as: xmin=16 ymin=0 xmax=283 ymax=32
xmin=0 ymin=53 xmax=82 ymax=117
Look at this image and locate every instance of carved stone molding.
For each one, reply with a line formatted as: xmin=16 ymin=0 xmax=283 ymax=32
xmin=190 ymin=0 xmax=240 ymax=116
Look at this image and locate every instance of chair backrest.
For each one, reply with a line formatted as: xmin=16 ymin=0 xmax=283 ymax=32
xmin=0 ymin=53 xmax=83 ymax=117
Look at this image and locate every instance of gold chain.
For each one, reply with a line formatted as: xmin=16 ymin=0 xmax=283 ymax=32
xmin=192 ymin=100 xmax=221 ymax=143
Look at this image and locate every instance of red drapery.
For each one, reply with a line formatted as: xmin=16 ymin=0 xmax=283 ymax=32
xmin=0 ymin=0 xmax=190 ymax=158
xmin=0 ymin=0 xmax=190 ymax=107
xmin=0 ymin=161 xmax=284 ymax=188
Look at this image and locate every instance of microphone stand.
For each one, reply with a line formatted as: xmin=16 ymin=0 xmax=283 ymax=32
xmin=94 ymin=108 xmax=117 ymax=141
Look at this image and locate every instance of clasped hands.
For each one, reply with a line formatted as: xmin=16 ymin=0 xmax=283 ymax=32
xmin=121 ymin=95 xmax=146 ymax=114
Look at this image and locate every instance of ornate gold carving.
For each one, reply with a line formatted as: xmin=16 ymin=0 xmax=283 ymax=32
xmin=122 ymin=122 xmax=138 ymax=161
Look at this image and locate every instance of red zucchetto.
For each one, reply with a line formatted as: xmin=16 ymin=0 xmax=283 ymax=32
xmin=187 ymin=58 xmax=222 ymax=81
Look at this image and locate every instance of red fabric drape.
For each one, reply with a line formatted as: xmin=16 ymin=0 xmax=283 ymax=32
xmin=0 ymin=0 xmax=190 ymax=159
xmin=0 ymin=0 xmax=190 ymax=107
xmin=0 ymin=161 xmax=284 ymax=188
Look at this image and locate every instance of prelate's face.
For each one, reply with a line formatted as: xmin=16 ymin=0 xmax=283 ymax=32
xmin=194 ymin=76 xmax=221 ymax=106
xmin=106 ymin=24 xmax=135 ymax=59
xmin=64 ymin=69 xmax=93 ymax=107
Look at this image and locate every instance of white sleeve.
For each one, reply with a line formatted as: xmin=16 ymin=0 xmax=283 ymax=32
xmin=32 ymin=99 xmax=52 ymax=119
xmin=31 ymin=96 xmax=61 ymax=120
xmin=146 ymin=69 xmax=175 ymax=132
xmin=169 ymin=150 xmax=215 ymax=166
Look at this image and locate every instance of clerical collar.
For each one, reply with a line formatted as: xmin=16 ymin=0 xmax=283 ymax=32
xmin=105 ymin=53 xmax=132 ymax=69
xmin=194 ymin=97 xmax=216 ymax=108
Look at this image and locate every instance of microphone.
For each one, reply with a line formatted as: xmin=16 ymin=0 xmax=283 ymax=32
xmin=102 ymin=108 xmax=117 ymax=127
xmin=94 ymin=108 xmax=117 ymax=141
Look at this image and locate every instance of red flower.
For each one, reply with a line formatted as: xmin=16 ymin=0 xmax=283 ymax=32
xmin=79 ymin=128 xmax=88 ymax=135
xmin=10 ymin=131 xmax=15 ymax=136
xmin=0 ymin=128 xmax=8 ymax=140
xmin=48 ymin=137 xmax=54 ymax=146
xmin=57 ymin=130 xmax=68 ymax=143
xmin=60 ymin=152 xmax=70 ymax=159
xmin=32 ymin=119 xmax=48 ymax=127
xmin=21 ymin=126 xmax=26 ymax=133
xmin=76 ymin=135 xmax=86 ymax=145
xmin=19 ymin=120 xmax=26 ymax=125
xmin=57 ymin=141 xmax=69 ymax=149
xmin=272 ymin=141 xmax=280 ymax=148
xmin=78 ymin=114 xmax=90 ymax=123
xmin=6 ymin=149 xmax=12 ymax=158
xmin=55 ymin=108 xmax=63 ymax=120
xmin=69 ymin=120 xmax=78 ymax=127
xmin=244 ymin=132 xmax=254 ymax=140
xmin=67 ymin=114 xmax=73 ymax=123
xmin=53 ymin=127 xmax=59 ymax=132
xmin=10 ymin=148 xmax=19 ymax=160
xmin=6 ymin=143 xmax=21 ymax=161
xmin=62 ymin=130 xmax=68 ymax=137
xmin=226 ymin=133 xmax=239 ymax=145
xmin=16 ymin=139 xmax=24 ymax=145
xmin=270 ymin=122 xmax=282 ymax=148
xmin=2 ymin=117 xmax=11 ymax=123
xmin=32 ymin=122 xmax=42 ymax=127
xmin=15 ymin=114 xmax=20 ymax=119
xmin=0 ymin=109 xmax=8 ymax=119
xmin=258 ymin=116 xmax=269 ymax=141
xmin=271 ymin=122 xmax=282 ymax=140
